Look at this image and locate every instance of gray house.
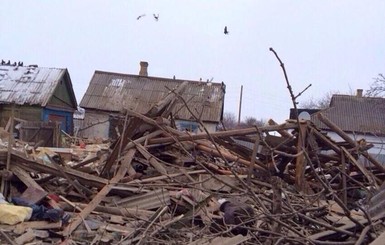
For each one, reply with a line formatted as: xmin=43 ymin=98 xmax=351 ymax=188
xmin=77 ymin=62 xmax=226 ymax=139
xmin=307 ymin=89 xmax=385 ymax=163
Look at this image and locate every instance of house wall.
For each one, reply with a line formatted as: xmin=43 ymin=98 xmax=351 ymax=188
xmin=202 ymin=122 xmax=218 ymax=133
xmin=77 ymin=111 xmax=110 ymax=139
xmin=0 ymin=104 xmax=42 ymax=128
xmin=174 ymin=120 xmax=217 ymax=133
xmin=78 ymin=110 xmax=219 ymax=140
xmin=324 ymin=131 xmax=385 ymax=164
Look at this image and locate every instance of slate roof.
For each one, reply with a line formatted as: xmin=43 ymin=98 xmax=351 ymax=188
xmin=80 ymin=70 xmax=226 ymax=122
xmin=311 ymin=94 xmax=385 ymax=135
xmin=0 ymin=64 xmax=77 ymax=107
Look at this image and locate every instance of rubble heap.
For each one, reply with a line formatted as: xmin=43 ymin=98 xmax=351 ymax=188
xmin=0 ymin=88 xmax=385 ymax=245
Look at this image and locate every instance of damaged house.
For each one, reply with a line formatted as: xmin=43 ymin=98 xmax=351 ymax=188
xmin=77 ymin=61 xmax=226 ymax=139
xmin=0 ymin=63 xmax=77 ymax=146
xmin=292 ymin=89 xmax=385 ymax=163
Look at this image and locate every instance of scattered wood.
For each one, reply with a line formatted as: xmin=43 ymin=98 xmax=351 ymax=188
xmin=1 ymin=101 xmax=385 ymax=244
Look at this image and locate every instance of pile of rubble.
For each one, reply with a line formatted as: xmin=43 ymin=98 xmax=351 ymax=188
xmin=1 ymin=112 xmax=385 ymax=245
xmin=1 ymin=87 xmax=385 ymax=244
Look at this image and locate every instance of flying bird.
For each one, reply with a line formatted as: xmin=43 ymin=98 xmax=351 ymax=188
xmin=136 ymin=14 xmax=146 ymax=20
xmin=153 ymin=14 xmax=159 ymax=21
xmin=224 ymin=26 xmax=229 ymax=35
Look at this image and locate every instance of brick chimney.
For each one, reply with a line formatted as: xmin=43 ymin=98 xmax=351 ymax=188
xmin=139 ymin=61 xmax=148 ymax=76
xmin=356 ymin=89 xmax=363 ymax=98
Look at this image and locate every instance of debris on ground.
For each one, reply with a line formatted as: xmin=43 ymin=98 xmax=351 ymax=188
xmin=1 ymin=108 xmax=385 ymax=245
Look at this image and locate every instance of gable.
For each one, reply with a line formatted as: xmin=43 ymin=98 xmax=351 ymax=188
xmin=47 ymin=71 xmax=77 ymax=110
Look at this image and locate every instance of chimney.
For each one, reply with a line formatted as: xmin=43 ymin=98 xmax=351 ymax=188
xmin=356 ymin=89 xmax=363 ymax=98
xmin=139 ymin=61 xmax=148 ymax=76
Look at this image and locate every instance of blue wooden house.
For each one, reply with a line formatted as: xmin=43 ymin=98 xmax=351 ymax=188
xmin=0 ymin=63 xmax=77 ymax=135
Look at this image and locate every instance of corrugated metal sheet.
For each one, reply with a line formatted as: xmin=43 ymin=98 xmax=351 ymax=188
xmin=311 ymin=95 xmax=385 ymax=135
xmin=80 ymin=71 xmax=225 ymax=122
xmin=115 ymin=189 xmax=170 ymax=210
xmin=0 ymin=65 xmax=65 ymax=106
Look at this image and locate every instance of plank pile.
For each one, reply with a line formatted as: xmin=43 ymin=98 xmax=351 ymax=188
xmin=1 ymin=109 xmax=385 ymax=245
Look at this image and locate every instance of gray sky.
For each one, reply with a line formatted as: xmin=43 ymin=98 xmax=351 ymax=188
xmin=1 ymin=1 xmax=385 ymax=123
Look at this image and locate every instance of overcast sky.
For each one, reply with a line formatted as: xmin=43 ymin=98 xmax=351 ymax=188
xmin=1 ymin=1 xmax=384 ymax=123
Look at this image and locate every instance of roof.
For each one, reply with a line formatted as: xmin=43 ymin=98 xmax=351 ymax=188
xmin=80 ymin=70 xmax=226 ymax=122
xmin=0 ymin=64 xmax=76 ymax=107
xmin=311 ymin=94 xmax=385 ymax=135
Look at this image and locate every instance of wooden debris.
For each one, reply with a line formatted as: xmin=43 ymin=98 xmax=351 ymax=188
xmin=1 ymin=104 xmax=385 ymax=244
xmin=14 ymin=228 xmax=35 ymax=245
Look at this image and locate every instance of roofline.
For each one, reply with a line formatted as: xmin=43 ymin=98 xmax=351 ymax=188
xmin=93 ymin=70 xmax=224 ymax=86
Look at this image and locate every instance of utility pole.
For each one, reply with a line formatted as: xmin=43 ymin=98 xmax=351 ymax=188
xmin=238 ymin=85 xmax=243 ymax=125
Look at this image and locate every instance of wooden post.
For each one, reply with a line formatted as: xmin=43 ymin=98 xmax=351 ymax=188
xmin=295 ymin=122 xmax=307 ymax=192
xmin=341 ymin=149 xmax=347 ymax=206
xmin=1 ymin=103 xmax=15 ymax=196
xmin=247 ymin=133 xmax=260 ymax=185
xmin=238 ymin=85 xmax=243 ymax=125
xmin=271 ymin=176 xmax=282 ymax=235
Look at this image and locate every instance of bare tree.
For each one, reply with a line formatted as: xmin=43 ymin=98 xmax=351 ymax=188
xmin=221 ymin=112 xmax=237 ymax=130
xmin=239 ymin=116 xmax=265 ymax=128
xmin=299 ymin=91 xmax=338 ymax=109
xmin=220 ymin=112 xmax=264 ymax=130
xmin=366 ymin=73 xmax=385 ymax=97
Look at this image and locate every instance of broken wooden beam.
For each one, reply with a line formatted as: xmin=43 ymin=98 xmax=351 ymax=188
xmin=62 ymin=148 xmax=136 ymax=237
xmin=101 ymin=82 xmax=188 ymax=177
xmin=317 ymin=113 xmax=385 ymax=173
xmin=148 ymin=123 xmax=299 ymax=145
xmin=11 ymin=150 xmax=109 ymax=188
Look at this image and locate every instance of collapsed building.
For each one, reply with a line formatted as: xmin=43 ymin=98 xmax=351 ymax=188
xmin=1 ymin=62 xmax=385 ymax=244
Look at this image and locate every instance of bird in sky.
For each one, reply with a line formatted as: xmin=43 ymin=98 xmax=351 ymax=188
xmin=136 ymin=14 xmax=146 ymax=20
xmin=224 ymin=26 xmax=229 ymax=35
xmin=153 ymin=14 xmax=159 ymax=21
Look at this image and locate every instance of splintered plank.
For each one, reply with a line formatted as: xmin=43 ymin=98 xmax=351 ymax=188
xmin=341 ymin=146 xmax=379 ymax=189
xmin=317 ymin=113 xmax=385 ymax=173
xmin=148 ymin=123 xmax=299 ymax=145
xmin=12 ymin=150 xmax=108 ymax=188
xmin=295 ymin=122 xmax=307 ymax=192
xmin=136 ymin=144 xmax=168 ymax=175
xmin=370 ymin=230 xmax=385 ymax=245
xmin=101 ymin=81 xmax=188 ymax=177
xmin=62 ymin=148 xmax=136 ymax=237
xmin=10 ymin=166 xmax=45 ymax=191
xmin=13 ymin=221 xmax=62 ymax=235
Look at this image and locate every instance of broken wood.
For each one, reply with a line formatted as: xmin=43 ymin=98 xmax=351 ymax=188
xmin=62 ymin=148 xmax=136 ymax=237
